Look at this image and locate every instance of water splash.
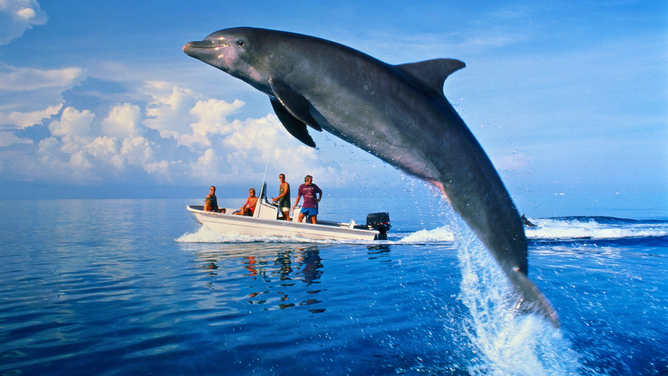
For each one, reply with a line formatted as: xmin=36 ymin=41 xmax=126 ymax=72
xmin=455 ymin=230 xmax=582 ymax=375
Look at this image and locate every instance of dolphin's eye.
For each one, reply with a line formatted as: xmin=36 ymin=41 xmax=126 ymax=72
xmin=236 ymin=40 xmax=245 ymax=47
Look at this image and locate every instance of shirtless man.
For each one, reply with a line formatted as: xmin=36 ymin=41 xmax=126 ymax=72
xmin=272 ymin=173 xmax=291 ymax=221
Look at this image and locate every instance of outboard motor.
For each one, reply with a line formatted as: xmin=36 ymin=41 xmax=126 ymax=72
xmin=366 ymin=212 xmax=391 ymax=240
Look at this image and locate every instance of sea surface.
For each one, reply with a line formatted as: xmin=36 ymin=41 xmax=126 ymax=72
xmin=1 ymin=197 xmax=667 ymax=375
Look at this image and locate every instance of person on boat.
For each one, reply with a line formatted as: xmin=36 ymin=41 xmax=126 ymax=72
xmin=292 ymin=175 xmax=322 ymax=224
xmin=204 ymin=186 xmax=225 ymax=213
xmin=272 ymin=173 xmax=291 ymax=221
xmin=235 ymin=188 xmax=258 ymax=216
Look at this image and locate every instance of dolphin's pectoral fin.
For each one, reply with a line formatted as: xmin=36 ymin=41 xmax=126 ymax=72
xmin=396 ymin=59 xmax=466 ymax=96
xmin=269 ymin=78 xmax=323 ymax=131
xmin=270 ymin=98 xmax=316 ymax=148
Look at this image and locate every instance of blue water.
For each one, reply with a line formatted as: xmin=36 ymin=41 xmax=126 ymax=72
xmin=1 ymin=199 xmax=667 ymax=375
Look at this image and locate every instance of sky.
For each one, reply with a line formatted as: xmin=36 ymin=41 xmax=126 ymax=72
xmin=0 ymin=0 xmax=666 ymax=217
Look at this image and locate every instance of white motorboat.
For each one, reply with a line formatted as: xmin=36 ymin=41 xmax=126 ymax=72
xmin=186 ymin=182 xmax=390 ymax=241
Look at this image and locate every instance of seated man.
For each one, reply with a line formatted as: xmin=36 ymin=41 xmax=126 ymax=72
xmin=204 ymin=186 xmax=225 ymax=213
xmin=235 ymin=188 xmax=258 ymax=216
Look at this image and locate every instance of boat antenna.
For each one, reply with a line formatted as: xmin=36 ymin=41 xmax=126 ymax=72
xmin=262 ymin=158 xmax=270 ymax=183
xmin=259 ymin=158 xmax=270 ymax=200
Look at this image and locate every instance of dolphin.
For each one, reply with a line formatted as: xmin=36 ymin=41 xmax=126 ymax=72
xmin=183 ymin=27 xmax=559 ymax=327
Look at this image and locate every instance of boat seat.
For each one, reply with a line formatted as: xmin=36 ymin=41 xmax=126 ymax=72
xmin=347 ymin=219 xmax=355 ymax=229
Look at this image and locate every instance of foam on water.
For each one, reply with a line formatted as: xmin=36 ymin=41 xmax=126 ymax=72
xmin=398 ymin=226 xmax=455 ymax=243
xmin=525 ymin=217 xmax=668 ymax=240
xmin=175 ymin=225 xmax=228 ymax=243
xmin=176 ymin=223 xmax=457 ymax=245
xmin=175 ymin=225 xmax=346 ymax=244
xmin=455 ymin=229 xmax=583 ymax=375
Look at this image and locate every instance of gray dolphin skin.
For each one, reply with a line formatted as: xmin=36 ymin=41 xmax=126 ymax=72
xmin=183 ymin=27 xmax=559 ymax=327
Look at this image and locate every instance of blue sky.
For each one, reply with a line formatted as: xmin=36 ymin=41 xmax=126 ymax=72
xmin=0 ymin=0 xmax=666 ymax=217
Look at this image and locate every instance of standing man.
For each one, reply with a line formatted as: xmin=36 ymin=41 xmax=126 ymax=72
xmin=292 ymin=175 xmax=322 ymax=224
xmin=272 ymin=173 xmax=291 ymax=221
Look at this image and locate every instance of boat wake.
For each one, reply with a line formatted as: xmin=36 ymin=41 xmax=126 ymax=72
xmin=178 ymin=215 xmax=667 ymax=247
xmin=176 ymin=223 xmax=457 ymax=245
xmin=175 ymin=225 xmax=365 ymax=244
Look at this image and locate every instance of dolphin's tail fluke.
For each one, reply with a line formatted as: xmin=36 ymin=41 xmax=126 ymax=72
xmin=502 ymin=265 xmax=560 ymax=327
xmin=431 ymin=181 xmax=560 ymax=328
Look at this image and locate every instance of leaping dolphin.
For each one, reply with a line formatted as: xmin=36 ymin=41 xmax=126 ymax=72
xmin=183 ymin=27 xmax=559 ymax=327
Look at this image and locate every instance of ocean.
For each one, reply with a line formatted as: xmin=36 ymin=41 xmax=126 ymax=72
xmin=1 ymin=196 xmax=666 ymax=375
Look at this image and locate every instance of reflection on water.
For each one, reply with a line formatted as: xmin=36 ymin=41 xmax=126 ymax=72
xmin=367 ymin=244 xmax=392 ymax=262
xmin=195 ymin=245 xmax=335 ymax=313
xmin=4 ymin=199 xmax=665 ymax=375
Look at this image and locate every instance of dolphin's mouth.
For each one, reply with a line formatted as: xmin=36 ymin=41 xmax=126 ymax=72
xmin=185 ymin=40 xmax=218 ymax=49
xmin=183 ymin=40 xmax=227 ymax=55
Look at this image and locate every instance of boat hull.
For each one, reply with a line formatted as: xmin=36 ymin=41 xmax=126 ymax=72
xmin=187 ymin=205 xmax=380 ymax=241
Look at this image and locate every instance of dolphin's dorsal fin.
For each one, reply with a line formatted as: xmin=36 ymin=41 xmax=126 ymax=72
xmin=270 ymin=98 xmax=316 ymax=147
xmin=396 ymin=59 xmax=465 ymax=96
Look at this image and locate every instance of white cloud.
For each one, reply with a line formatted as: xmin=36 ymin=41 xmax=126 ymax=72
xmin=0 ymin=103 xmax=62 ymax=130
xmin=144 ymin=82 xmax=245 ymax=147
xmin=36 ymin=137 xmax=69 ymax=174
xmin=190 ymin=148 xmax=224 ymax=182
xmin=120 ymin=136 xmax=154 ymax=166
xmin=143 ymin=159 xmax=185 ymax=181
xmin=85 ymin=136 xmax=123 ymax=169
xmin=1 ymin=81 xmax=382 ymax=189
xmin=143 ymin=81 xmax=202 ymax=139
xmin=0 ymin=130 xmax=32 ymax=147
xmin=100 ymin=103 xmax=143 ymax=139
xmin=37 ymin=136 xmax=61 ymax=157
xmin=0 ymin=65 xmax=81 ymax=91
xmin=144 ymin=85 xmax=246 ymax=148
xmin=68 ymin=149 xmax=92 ymax=170
xmin=86 ymin=136 xmax=118 ymax=157
xmin=189 ymin=98 xmax=245 ymax=136
xmin=0 ymin=0 xmax=48 ymax=45
xmin=15 ymin=6 xmax=35 ymax=20
xmin=48 ymin=107 xmax=94 ymax=138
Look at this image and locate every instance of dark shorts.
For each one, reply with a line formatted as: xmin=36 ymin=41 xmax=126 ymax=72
xmin=300 ymin=207 xmax=318 ymax=216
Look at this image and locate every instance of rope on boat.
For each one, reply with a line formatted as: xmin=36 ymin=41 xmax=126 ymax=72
xmin=187 ymin=207 xmax=203 ymax=225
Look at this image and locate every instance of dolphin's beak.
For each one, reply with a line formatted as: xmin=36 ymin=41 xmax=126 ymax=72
xmin=183 ymin=40 xmax=223 ymax=56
